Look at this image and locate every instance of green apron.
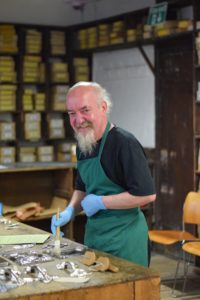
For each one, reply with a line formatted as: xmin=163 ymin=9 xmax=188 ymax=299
xmin=77 ymin=122 xmax=148 ymax=266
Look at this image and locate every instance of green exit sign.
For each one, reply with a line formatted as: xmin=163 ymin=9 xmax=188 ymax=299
xmin=147 ymin=2 xmax=168 ymax=26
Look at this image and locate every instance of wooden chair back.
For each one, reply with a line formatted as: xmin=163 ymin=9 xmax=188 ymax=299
xmin=183 ymin=192 xmax=200 ymax=224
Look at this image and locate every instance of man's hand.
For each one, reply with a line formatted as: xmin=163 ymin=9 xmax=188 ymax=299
xmin=81 ymin=194 xmax=106 ymax=217
xmin=51 ymin=206 xmax=75 ymax=236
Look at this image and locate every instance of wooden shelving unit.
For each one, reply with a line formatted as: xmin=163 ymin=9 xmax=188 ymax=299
xmin=0 ymin=24 xmax=75 ymax=165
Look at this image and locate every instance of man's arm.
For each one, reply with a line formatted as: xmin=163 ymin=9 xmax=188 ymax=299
xmin=103 ymin=191 xmax=156 ymax=209
xmin=81 ymin=192 xmax=156 ymax=217
xmin=68 ymin=189 xmax=86 ymax=214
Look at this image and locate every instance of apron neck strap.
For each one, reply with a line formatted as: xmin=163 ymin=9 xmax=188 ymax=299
xmin=98 ymin=121 xmax=111 ymax=157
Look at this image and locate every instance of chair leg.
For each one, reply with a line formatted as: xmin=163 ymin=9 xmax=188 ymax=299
xmin=171 ymin=250 xmax=183 ymax=297
xmin=182 ymin=253 xmax=191 ymax=294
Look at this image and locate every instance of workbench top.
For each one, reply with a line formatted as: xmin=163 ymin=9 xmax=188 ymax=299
xmin=0 ymin=219 xmax=160 ymax=300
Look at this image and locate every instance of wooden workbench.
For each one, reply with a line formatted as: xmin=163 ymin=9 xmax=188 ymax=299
xmin=0 ymin=219 xmax=160 ymax=300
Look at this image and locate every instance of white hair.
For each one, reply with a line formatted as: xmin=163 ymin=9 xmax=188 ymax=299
xmin=67 ymin=81 xmax=112 ymax=115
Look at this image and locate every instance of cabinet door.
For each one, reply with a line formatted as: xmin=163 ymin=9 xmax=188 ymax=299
xmin=155 ymin=35 xmax=194 ymax=230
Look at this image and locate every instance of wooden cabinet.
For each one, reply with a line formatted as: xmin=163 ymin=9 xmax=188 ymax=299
xmin=0 ymin=162 xmax=75 ymax=234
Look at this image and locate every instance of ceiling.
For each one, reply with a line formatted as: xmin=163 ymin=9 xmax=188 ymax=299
xmin=0 ymin=0 xmax=154 ymax=26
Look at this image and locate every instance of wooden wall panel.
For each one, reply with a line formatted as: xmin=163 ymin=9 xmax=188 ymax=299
xmin=155 ymin=35 xmax=194 ymax=230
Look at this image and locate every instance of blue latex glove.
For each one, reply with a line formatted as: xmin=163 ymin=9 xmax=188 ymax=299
xmin=81 ymin=194 xmax=106 ymax=217
xmin=51 ymin=206 xmax=75 ymax=236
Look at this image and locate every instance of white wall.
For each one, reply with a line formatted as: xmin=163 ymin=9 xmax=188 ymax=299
xmin=93 ymin=46 xmax=155 ymax=148
xmin=0 ymin=0 xmax=155 ymax=26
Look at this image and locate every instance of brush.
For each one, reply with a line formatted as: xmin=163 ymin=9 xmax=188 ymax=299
xmin=54 ymin=207 xmax=61 ymax=257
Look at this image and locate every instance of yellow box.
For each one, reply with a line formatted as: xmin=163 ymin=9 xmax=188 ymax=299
xmin=37 ymin=146 xmax=54 ymax=155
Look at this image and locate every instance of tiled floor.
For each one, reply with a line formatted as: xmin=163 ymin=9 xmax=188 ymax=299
xmin=150 ymin=253 xmax=200 ymax=300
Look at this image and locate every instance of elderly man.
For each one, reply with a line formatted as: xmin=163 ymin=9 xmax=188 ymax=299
xmin=51 ymin=81 xmax=156 ymax=267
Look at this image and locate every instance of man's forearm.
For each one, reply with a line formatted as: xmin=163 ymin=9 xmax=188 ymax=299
xmin=103 ymin=192 xmax=156 ymax=209
xmin=69 ymin=190 xmax=86 ymax=214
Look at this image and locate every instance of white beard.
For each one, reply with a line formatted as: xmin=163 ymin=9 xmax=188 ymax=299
xmin=75 ymin=129 xmax=96 ymax=156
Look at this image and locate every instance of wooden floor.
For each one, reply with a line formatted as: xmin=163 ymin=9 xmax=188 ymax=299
xmin=151 ymin=253 xmax=200 ymax=300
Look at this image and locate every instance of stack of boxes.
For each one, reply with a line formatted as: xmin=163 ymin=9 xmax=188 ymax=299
xmin=110 ymin=21 xmax=124 ymax=45
xmin=0 ymin=24 xmax=18 ymax=53
xmin=98 ymin=24 xmax=110 ymax=47
xmin=23 ymin=55 xmax=45 ymax=83
xmin=0 ymin=146 xmax=15 ymax=164
xmin=47 ymin=116 xmax=65 ymax=139
xmin=126 ymin=29 xmax=137 ymax=42
xmin=77 ymin=29 xmax=88 ymax=49
xmin=87 ymin=27 xmax=98 ymax=48
xmin=0 ymin=85 xmax=16 ymax=112
xmin=24 ymin=112 xmax=41 ymax=140
xmin=18 ymin=145 xmax=55 ymax=163
xmin=143 ymin=25 xmax=153 ymax=39
xmin=56 ymin=142 xmax=76 ymax=162
xmin=25 ymin=29 xmax=42 ymax=54
xmin=0 ymin=56 xmax=16 ymax=83
xmin=154 ymin=21 xmax=177 ymax=38
xmin=73 ymin=58 xmax=89 ymax=82
xmin=22 ymin=89 xmax=46 ymax=111
xmin=0 ymin=122 xmax=16 ymax=141
xmin=76 ymin=18 xmax=193 ymax=51
xmin=35 ymin=92 xmax=46 ymax=111
xmin=50 ymin=31 xmax=66 ymax=55
xmin=51 ymin=61 xmax=69 ymax=83
xmin=126 ymin=19 xmax=192 ymax=42
xmin=78 ymin=24 xmax=111 ymax=49
xmin=37 ymin=145 xmax=54 ymax=162
xmin=176 ymin=20 xmax=193 ymax=33
xmin=22 ymin=89 xmax=34 ymax=111
xmin=19 ymin=146 xmax=36 ymax=163
xmin=52 ymin=85 xmax=69 ymax=111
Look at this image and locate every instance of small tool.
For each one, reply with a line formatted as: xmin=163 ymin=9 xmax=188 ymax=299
xmin=53 ymin=208 xmax=61 ymax=257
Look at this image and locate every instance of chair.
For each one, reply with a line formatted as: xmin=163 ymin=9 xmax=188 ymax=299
xmin=149 ymin=191 xmax=200 ymax=247
xmin=149 ymin=191 xmax=200 ymax=294
xmin=180 ymin=241 xmax=200 ymax=294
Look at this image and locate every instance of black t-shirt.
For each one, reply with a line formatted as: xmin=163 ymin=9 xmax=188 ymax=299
xmin=75 ymin=126 xmax=155 ymax=196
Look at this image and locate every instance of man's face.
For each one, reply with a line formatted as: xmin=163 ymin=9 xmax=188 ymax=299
xmin=66 ymin=86 xmax=107 ymax=141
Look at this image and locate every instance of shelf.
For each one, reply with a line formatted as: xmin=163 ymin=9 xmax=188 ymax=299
xmin=0 ymin=161 xmax=76 ymax=173
xmin=73 ymin=30 xmax=192 ymax=54
xmin=0 ymin=52 xmax=19 ymax=56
